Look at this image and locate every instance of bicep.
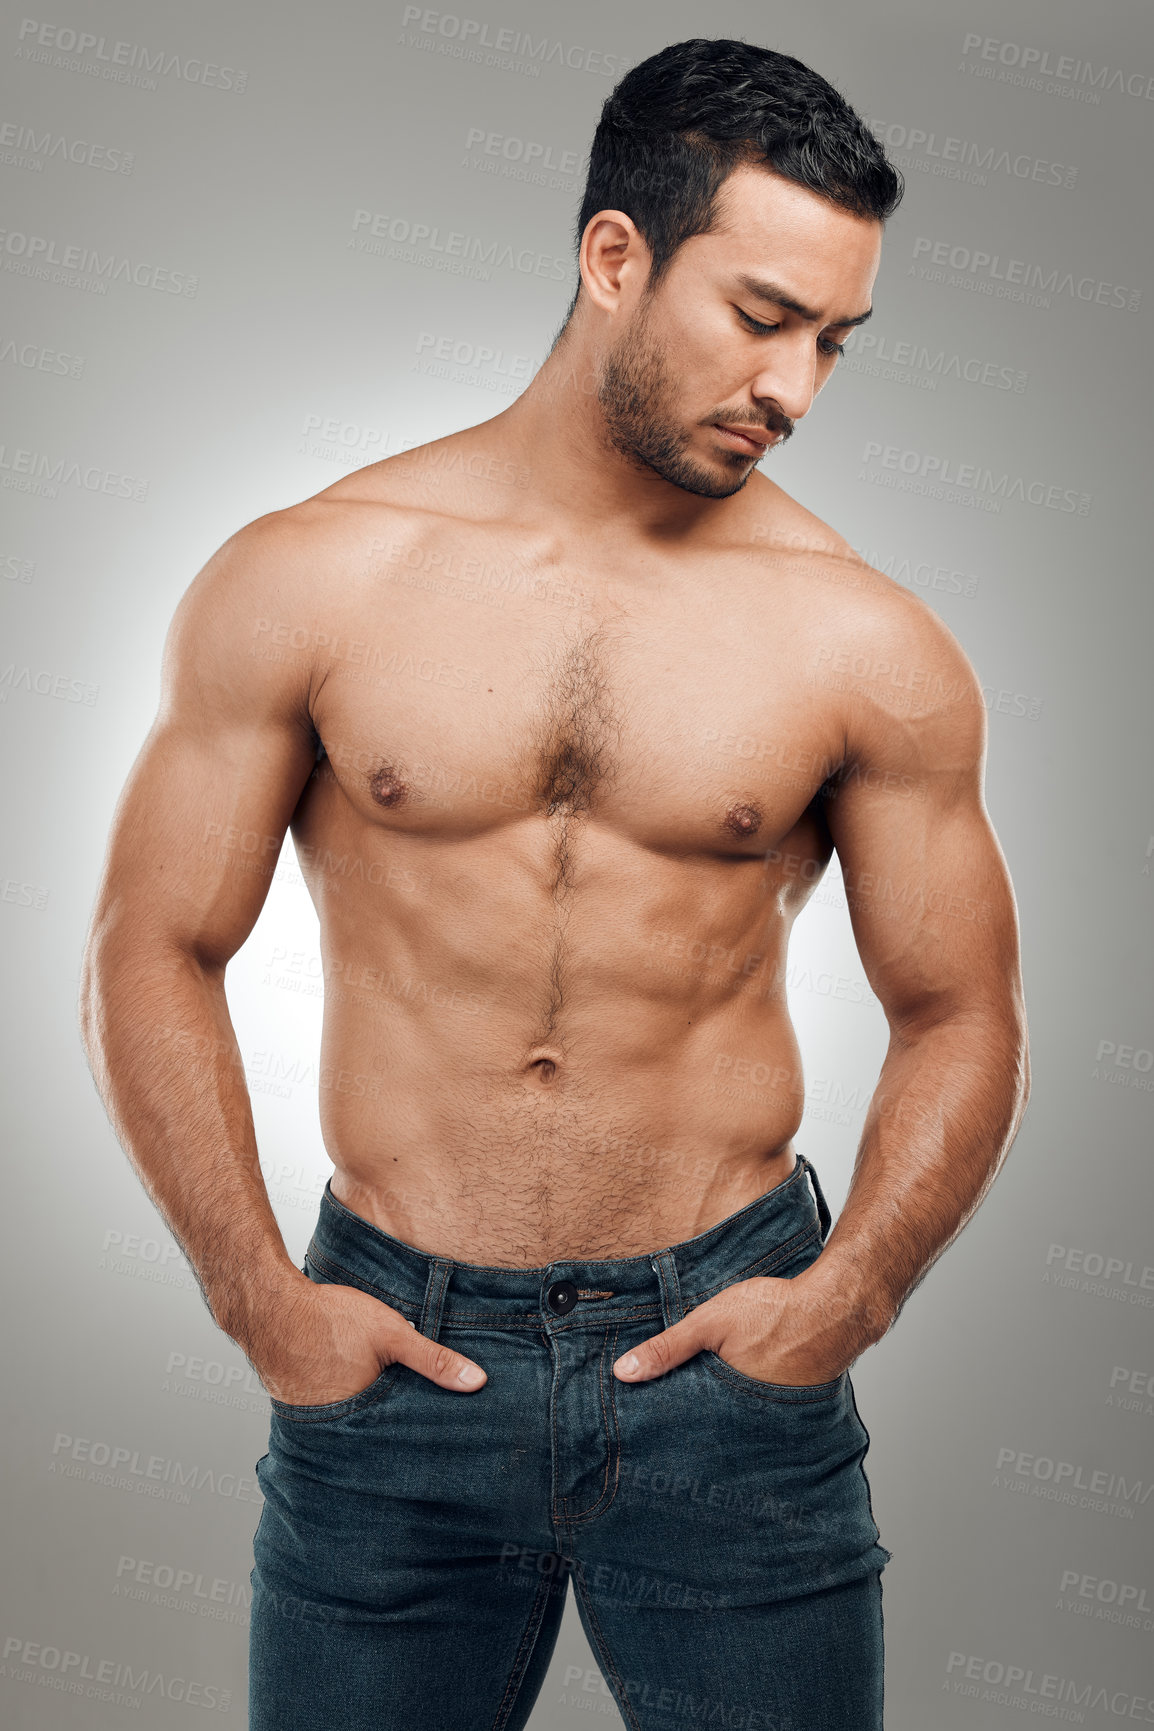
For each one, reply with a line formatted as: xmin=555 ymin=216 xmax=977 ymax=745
xmin=822 ymin=672 xmax=1022 ymax=1034
xmin=91 ymin=524 xmax=320 ymax=969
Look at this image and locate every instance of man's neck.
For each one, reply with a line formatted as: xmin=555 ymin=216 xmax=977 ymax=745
xmin=479 ymin=342 xmax=753 ymax=543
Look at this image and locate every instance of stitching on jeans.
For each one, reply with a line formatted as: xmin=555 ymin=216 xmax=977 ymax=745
xmin=490 ymin=1571 xmax=557 ymax=1731
xmin=652 ymin=1249 xmax=682 ymax=1329
xmin=701 ymin=1355 xmax=846 ymax=1403
xmin=305 ymin=1246 xmax=420 ymax=1316
xmin=566 ymin=1324 xmax=620 ymax=1524
xmin=308 ymin=1243 xmax=657 ymax=1325
xmin=420 ymin=1258 xmax=451 ymax=1341
xmin=307 ymin=1220 xmax=820 ymax=1328
xmin=847 ymin=1372 xmax=892 ymax=1562
xmin=269 ymin=1363 xmax=401 ymax=1423
xmin=548 ymin=1328 xmax=564 ymax=1531
xmin=571 ymin=1560 xmax=644 ymax=1731
xmin=551 ymin=1304 xmax=664 ymax=1329
xmin=692 ymin=1221 xmax=822 ymax=1294
xmin=572 ymin=1321 xmax=623 ymax=1525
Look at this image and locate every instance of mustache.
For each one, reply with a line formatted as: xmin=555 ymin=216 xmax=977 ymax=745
xmin=716 ymin=410 xmax=793 ymax=442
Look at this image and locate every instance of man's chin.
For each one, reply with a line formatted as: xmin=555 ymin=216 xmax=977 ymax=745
xmin=662 ymin=461 xmax=754 ymax=500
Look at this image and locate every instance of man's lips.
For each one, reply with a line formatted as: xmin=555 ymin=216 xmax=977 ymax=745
xmin=714 ymin=423 xmax=776 ymax=453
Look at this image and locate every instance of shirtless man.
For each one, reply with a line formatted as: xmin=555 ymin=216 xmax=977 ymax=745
xmin=80 ymin=38 xmax=1028 ymax=1731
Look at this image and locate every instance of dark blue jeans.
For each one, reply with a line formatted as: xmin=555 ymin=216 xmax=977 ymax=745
xmin=250 ymin=1154 xmax=891 ymax=1729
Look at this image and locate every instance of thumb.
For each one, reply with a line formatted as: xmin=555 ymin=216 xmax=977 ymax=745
xmin=391 ymin=1325 xmax=487 ymax=1393
xmin=613 ymin=1314 xmax=709 ymax=1382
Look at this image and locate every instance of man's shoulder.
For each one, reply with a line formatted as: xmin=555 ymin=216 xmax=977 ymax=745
xmin=303 ymin=427 xmax=519 ymax=526
xmin=750 ymin=480 xmax=975 ymax=677
xmin=740 ymin=475 xmax=860 ymax=567
xmin=743 ymin=481 xmax=984 ymax=765
xmin=231 ymin=460 xmax=448 ymax=564
xmin=203 ymin=443 xmax=473 ymax=606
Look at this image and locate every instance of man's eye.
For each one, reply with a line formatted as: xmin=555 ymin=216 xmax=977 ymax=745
xmin=737 ymin=310 xmax=845 ymax=357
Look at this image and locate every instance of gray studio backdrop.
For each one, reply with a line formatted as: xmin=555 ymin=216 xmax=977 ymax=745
xmin=3 ymin=0 xmax=1152 ymax=1725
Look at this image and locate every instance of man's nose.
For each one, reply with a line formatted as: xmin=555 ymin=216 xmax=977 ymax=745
xmin=751 ymin=347 xmax=817 ymax=425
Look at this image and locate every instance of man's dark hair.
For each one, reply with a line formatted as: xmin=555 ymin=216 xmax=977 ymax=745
xmin=562 ymin=37 xmax=903 ymax=324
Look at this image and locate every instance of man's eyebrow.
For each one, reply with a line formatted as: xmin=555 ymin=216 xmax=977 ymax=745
xmin=734 ymin=273 xmax=873 ymax=328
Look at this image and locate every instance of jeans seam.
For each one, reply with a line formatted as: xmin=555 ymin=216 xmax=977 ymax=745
xmin=489 ymin=1571 xmax=558 ymax=1731
xmin=566 ymin=1323 xmax=622 ymax=1525
xmin=572 ymin=1560 xmax=645 ymax=1731
xmin=306 ymin=1222 xmax=820 ymax=1330
xmin=548 ymin=1327 xmax=564 ymax=1534
xmin=847 ymin=1372 xmax=892 ymax=1561
xmin=684 ymin=1221 xmax=822 ymax=1304
xmin=305 ymin=1245 xmax=421 ymax=1316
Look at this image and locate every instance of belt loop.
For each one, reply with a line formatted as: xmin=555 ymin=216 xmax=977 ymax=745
xmin=650 ymin=1249 xmax=684 ymax=1330
xmin=418 ymin=1258 xmax=453 ymax=1343
xmin=802 ymin=1157 xmax=833 ymax=1242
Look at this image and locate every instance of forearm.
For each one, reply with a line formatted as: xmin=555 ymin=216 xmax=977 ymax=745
xmin=800 ymin=1007 xmax=1030 ymax=1360
xmin=79 ymin=937 xmax=303 ymax=1346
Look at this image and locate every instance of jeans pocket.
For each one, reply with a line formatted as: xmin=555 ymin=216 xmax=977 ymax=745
xmin=269 ymin=1362 xmax=402 ymax=1424
xmin=700 ymin=1352 xmax=846 ymax=1402
xmin=693 ymin=1216 xmax=842 ymax=1399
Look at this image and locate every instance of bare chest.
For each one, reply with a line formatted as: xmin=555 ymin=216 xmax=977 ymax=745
xmin=304 ymin=564 xmax=844 ymax=858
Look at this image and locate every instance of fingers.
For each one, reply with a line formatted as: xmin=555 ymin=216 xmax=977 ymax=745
xmin=387 ymin=1323 xmax=487 ymax=1393
xmin=613 ymin=1313 xmax=709 ymax=1382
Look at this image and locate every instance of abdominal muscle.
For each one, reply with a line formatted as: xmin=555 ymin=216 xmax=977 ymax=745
xmin=308 ymin=823 xmax=811 ymax=1268
xmin=323 ymin=1009 xmax=804 ymax=1266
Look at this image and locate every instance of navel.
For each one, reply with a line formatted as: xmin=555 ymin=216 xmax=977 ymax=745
xmin=724 ymin=802 xmax=762 ymax=838
xmin=369 ymin=763 xmax=409 ymax=809
xmin=524 ymin=1049 xmax=563 ymax=1086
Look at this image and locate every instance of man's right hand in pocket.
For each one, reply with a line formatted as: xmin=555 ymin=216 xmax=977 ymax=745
xmin=239 ymin=1274 xmax=488 ymax=1406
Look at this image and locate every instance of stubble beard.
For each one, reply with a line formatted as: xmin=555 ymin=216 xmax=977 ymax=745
xmin=595 ymin=300 xmax=758 ymax=501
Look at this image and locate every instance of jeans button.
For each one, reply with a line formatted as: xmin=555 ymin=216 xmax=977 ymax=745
xmin=547 ymin=1280 xmax=578 ymax=1315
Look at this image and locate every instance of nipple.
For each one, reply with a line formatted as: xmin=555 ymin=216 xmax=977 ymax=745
xmin=369 ymin=764 xmax=409 ymax=809
xmin=724 ymin=802 xmax=762 ymax=838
